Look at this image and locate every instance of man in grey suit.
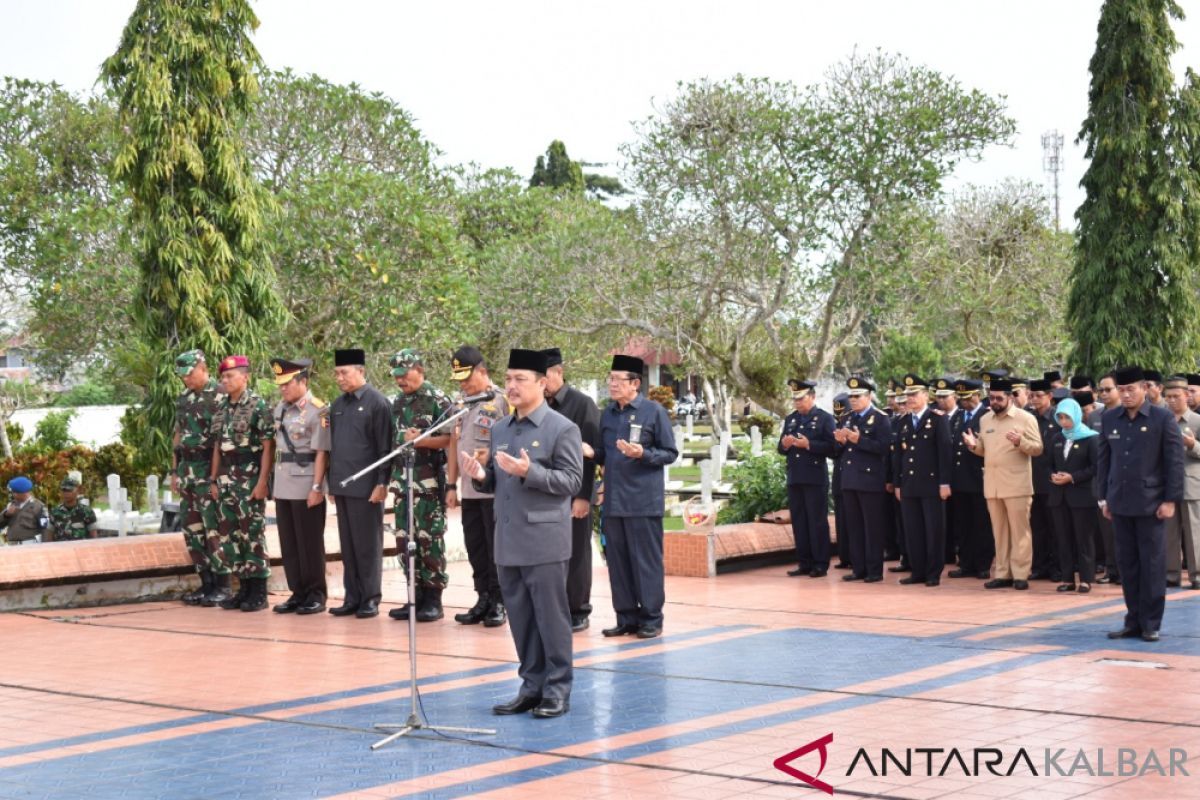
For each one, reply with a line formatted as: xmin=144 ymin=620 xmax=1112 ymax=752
xmin=1162 ymin=376 xmax=1200 ymax=589
xmin=461 ymin=348 xmax=583 ymax=718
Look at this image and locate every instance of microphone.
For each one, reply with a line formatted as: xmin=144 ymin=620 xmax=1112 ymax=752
xmin=456 ymin=389 xmax=495 ymax=406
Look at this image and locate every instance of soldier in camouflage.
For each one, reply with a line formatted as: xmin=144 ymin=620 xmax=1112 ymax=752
xmin=388 ymin=348 xmax=453 ymax=622
xmin=49 ymin=478 xmax=98 ymax=540
xmin=172 ymin=349 xmax=223 ymax=604
xmin=208 ymin=355 xmax=276 ymax=612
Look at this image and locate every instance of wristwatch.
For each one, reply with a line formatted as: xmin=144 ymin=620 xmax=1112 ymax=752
xmin=311 ymin=484 xmax=322 ymax=493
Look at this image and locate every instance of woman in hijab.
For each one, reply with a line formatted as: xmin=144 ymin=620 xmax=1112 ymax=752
xmin=1048 ymin=398 xmax=1099 ymax=593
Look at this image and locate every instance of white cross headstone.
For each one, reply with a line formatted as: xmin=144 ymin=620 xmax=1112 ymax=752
xmin=146 ymin=475 xmax=161 ymax=515
xmin=108 ymin=474 xmax=132 ymax=537
xmin=686 ymin=414 xmax=694 ymax=438
xmin=750 ymin=426 xmax=762 ymax=457
xmin=711 ymin=444 xmax=723 ymax=483
xmin=699 ymin=459 xmax=713 ymax=504
xmin=720 ymin=430 xmax=732 ymax=462
xmin=673 ymin=426 xmax=684 ymax=462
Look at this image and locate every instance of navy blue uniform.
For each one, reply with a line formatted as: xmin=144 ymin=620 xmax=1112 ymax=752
xmin=831 ymin=414 xmax=849 ymax=568
xmin=892 ymin=407 xmax=953 ymax=582
xmin=836 ymin=406 xmax=893 ymax=580
xmin=949 ymin=405 xmax=993 ymax=577
xmin=778 ymin=407 xmax=836 ymax=572
xmin=596 ymin=395 xmax=678 ymax=629
xmin=1096 ymin=402 xmax=1185 ymax=634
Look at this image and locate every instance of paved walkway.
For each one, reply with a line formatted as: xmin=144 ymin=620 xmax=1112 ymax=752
xmin=0 ymin=562 xmax=1197 ymax=799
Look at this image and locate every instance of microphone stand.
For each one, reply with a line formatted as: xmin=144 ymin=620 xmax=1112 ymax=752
xmin=340 ymin=403 xmax=496 ymax=750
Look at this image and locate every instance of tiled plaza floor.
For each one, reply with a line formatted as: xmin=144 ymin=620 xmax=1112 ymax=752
xmin=0 ymin=559 xmax=1197 ymax=799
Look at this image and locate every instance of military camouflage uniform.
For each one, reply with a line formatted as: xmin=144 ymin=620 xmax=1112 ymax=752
xmin=210 ymin=388 xmax=276 ymax=579
xmin=392 ymin=381 xmax=452 ymax=590
xmin=175 ymin=377 xmax=221 ymax=571
xmin=50 ymin=503 xmax=97 ymax=540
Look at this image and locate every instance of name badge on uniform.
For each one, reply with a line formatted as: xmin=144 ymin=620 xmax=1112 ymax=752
xmin=497 ymin=443 xmax=510 ymax=451
xmin=532 ymin=441 xmax=540 ymax=448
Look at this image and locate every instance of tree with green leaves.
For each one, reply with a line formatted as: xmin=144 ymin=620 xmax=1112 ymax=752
xmin=1067 ymin=0 xmax=1200 ymax=376
xmin=102 ymin=0 xmax=285 ymax=468
xmin=529 ymin=139 xmax=627 ymax=200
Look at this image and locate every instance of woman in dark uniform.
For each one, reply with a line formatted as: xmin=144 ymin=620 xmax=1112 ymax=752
xmin=1048 ymin=398 xmax=1099 ymax=593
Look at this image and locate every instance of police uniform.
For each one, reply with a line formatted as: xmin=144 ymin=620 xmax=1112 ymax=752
xmin=472 ymin=349 xmax=582 ymax=718
xmin=209 ymin=355 xmax=276 ymax=612
xmin=447 ymin=345 xmax=510 ymax=627
xmin=542 ymin=348 xmax=602 ymax=631
xmin=172 ymin=349 xmax=222 ymax=600
xmin=596 ymin=354 xmax=678 ymax=637
xmin=883 ymin=377 xmax=906 ymax=566
xmin=830 ymin=392 xmax=851 ymax=570
xmin=947 ymin=380 xmax=994 ymax=578
xmin=270 ymin=358 xmax=331 ymax=614
xmin=892 ymin=374 xmax=952 ymax=585
xmin=836 ymin=378 xmax=892 ymax=582
xmin=1 ymin=477 xmax=49 ymax=545
xmin=49 ymin=478 xmax=98 ymax=541
xmin=778 ymin=379 xmax=836 ymax=576
xmin=1097 ymin=367 xmax=1185 ymax=640
xmin=388 ymin=348 xmax=453 ymax=622
xmin=327 ymin=348 xmax=394 ymax=619
xmin=932 ymin=378 xmax=959 ymax=563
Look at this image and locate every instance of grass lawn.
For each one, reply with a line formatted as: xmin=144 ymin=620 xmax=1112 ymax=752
xmin=663 ymin=515 xmax=684 ymax=531
xmin=670 ymin=464 xmax=702 ymax=482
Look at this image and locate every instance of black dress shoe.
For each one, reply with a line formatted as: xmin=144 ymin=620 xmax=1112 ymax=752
xmin=1076 ymin=584 xmax=1091 ymax=594
xmin=1191 ymin=580 xmax=1200 ymax=590
xmin=842 ymin=574 xmax=862 ymax=582
xmin=925 ymin=579 xmax=940 ymax=587
xmin=602 ymin=623 xmax=638 ymax=637
xmin=947 ymin=569 xmax=972 ymax=578
xmin=1013 ymin=580 xmax=1029 ymax=590
xmin=1056 ymin=583 xmax=1077 ymax=593
xmin=898 ymin=576 xmax=924 ymax=585
xmin=1142 ymin=631 xmax=1160 ymax=642
xmin=1107 ymin=626 xmax=1141 ymax=639
xmin=570 ymin=615 xmax=590 ymax=632
xmin=356 ymin=600 xmax=379 ymax=618
xmin=492 ymin=695 xmax=541 ymax=715
xmin=808 ymin=569 xmax=828 ymax=578
xmin=531 ymin=697 xmax=569 ymax=718
xmin=1029 ymin=570 xmax=1046 ymax=581
xmin=636 ymin=625 xmax=662 ymax=639
xmin=984 ymin=579 xmax=1013 ymax=589
xmin=296 ymin=600 xmax=325 ymax=615
xmin=273 ymin=598 xmax=300 ymax=614
xmin=834 ymin=562 xmax=851 ymax=569
xmin=328 ymin=604 xmax=358 ymax=617
xmin=888 ymin=565 xmax=912 ymax=573
xmin=787 ymin=566 xmax=810 ymax=577
xmin=1097 ymin=574 xmax=1118 ymax=585
xmin=1166 ymin=578 xmax=1182 ymax=588
xmin=863 ymin=575 xmax=883 ymax=583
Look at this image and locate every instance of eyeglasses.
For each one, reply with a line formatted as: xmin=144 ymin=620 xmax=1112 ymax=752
xmin=607 ymin=375 xmax=634 ymax=384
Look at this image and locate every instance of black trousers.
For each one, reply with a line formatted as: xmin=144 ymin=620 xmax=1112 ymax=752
xmin=275 ymin=498 xmax=328 ymax=604
xmin=900 ymin=494 xmax=945 ymax=581
xmin=944 ymin=494 xmax=959 ymax=564
xmin=787 ymin=482 xmax=831 ymax=571
xmin=332 ymin=494 xmax=383 ymax=608
xmin=843 ymin=489 xmax=887 ymax=579
xmin=833 ymin=486 xmax=850 ymax=566
xmin=890 ymin=494 xmax=907 ymax=562
xmin=1112 ymin=514 xmax=1167 ymax=633
xmin=1098 ymin=513 xmax=1120 ymax=577
xmin=566 ymin=507 xmax=593 ymax=618
xmin=1031 ymin=494 xmax=1058 ymax=577
xmin=460 ymin=498 xmax=500 ymax=599
xmin=604 ymin=516 xmax=665 ymax=628
xmin=1051 ymin=504 xmax=1097 ymax=584
xmin=953 ymin=491 xmax=994 ymax=576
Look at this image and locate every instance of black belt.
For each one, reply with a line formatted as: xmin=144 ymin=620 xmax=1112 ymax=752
xmin=221 ymin=451 xmax=261 ymax=466
xmin=279 ymin=452 xmax=316 ymax=465
xmin=176 ymin=446 xmax=213 ymax=462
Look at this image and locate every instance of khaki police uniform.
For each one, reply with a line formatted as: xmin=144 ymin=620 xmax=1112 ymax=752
xmin=273 ymin=390 xmax=332 ymax=609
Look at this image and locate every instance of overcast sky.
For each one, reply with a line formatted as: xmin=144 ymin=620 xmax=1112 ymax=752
xmin=4 ymin=1 xmax=1200 ymax=228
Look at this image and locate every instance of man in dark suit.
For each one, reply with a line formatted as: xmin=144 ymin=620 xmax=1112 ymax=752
xmin=461 ymin=349 xmax=583 ymax=718
xmin=541 ymin=348 xmax=601 ymax=632
xmin=326 ymin=348 xmax=394 ymax=619
xmin=834 ymin=377 xmax=892 ymax=583
xmin=948 ymin=380 xmax=993 ymax=579
xmin=830 ymin=392 xmax=852 ymax=570
xmin=1097 ymin=366 xmax=1185 ymax=642
xmin=1028 ymin=379 xmax=1062 ymax=581
xmin=778 ymin=379 xmax=836 ymax=577
xmin=892 ymin=374 xmax=953 ymax=586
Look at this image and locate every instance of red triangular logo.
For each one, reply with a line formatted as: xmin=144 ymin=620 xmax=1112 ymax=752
xmin=773 ymin=732 xmax=834 ymax=794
